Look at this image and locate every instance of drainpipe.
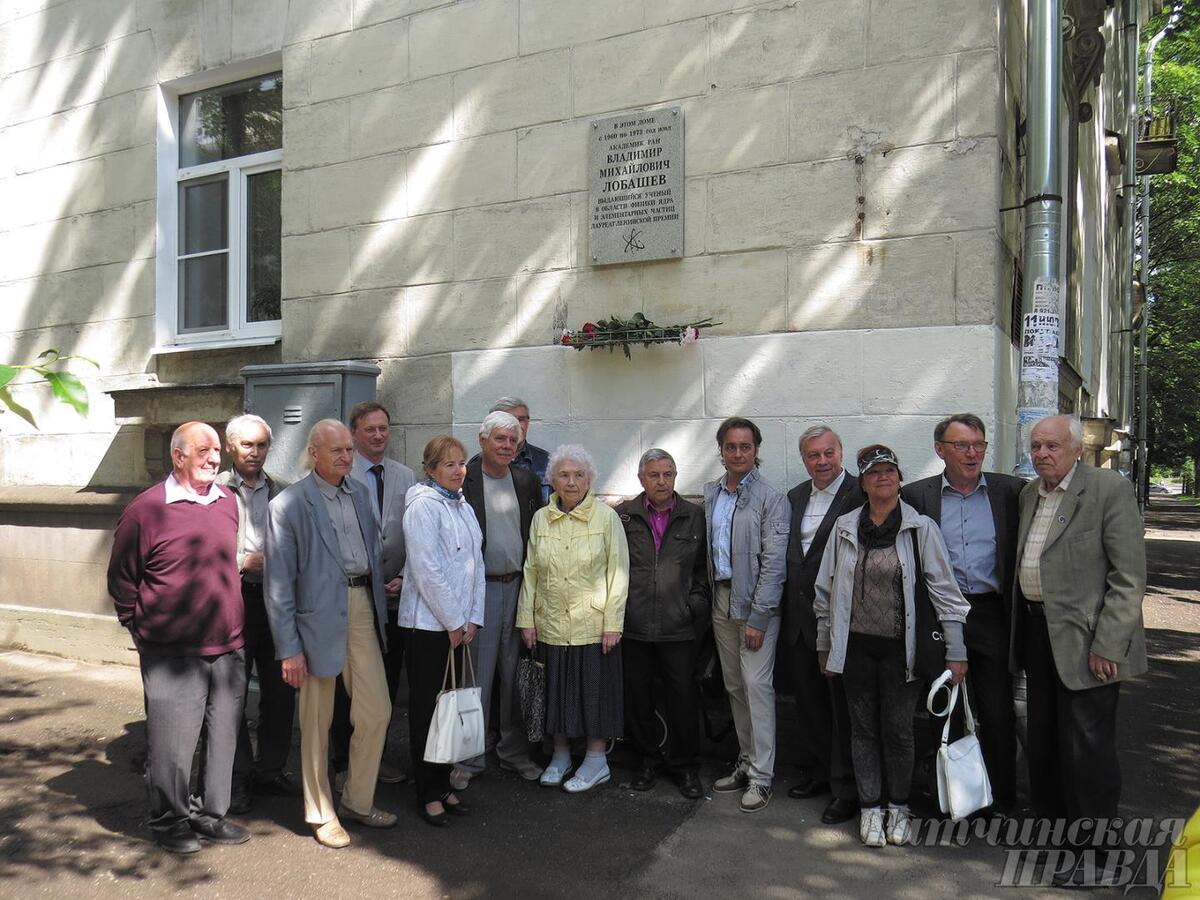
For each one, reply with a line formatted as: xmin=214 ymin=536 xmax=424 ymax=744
xmin=1121 ymin=2 xmax=1138 ymax=465
xmin=1137 ymin=5 xmax=1183 ymax=506
xmin=1016 ymin=0 xmax=1064 ymax=477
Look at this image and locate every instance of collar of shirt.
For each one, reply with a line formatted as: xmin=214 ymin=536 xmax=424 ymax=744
xmin=313 ymin=471 xmax=354 ymax=499
xmin=720 ymin=467 xmax=759 ymax=495
xmin=164 ymin=473 xmax=227 ymax=506
xmin=1037 ymin=461 xmax=1078 ymax=499
xmin=941 ymin=472 xmax=988 ymax=498
xmin=233 ymin=469 xmax=266 ymax=493
xmin=643 ymin=493 xmax=676 ymax=519
xmin=813 ymin=468 xmax=847 ymax=498
xmin=355 ymin=451 xmax=385 ymax=472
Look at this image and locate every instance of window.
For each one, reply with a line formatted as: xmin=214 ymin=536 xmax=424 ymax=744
xmin=157 ymin=69 xmax=283 ymax=349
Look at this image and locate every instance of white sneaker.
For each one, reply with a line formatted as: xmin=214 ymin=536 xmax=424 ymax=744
xmin=859 ymin=807 xmax=886 ymax=847
xmin=885 ymin=805 xmax=912 ymax=846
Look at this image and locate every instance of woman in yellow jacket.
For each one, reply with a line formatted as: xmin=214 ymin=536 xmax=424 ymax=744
xmin=518 ymin=444 xmax=629 ymax=793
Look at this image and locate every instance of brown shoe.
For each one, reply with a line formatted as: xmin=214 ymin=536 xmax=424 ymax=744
xmin=337 ymin=803 xmax=397 ymax=828
xmin=313 ymin=820 xmax=351 ymax=849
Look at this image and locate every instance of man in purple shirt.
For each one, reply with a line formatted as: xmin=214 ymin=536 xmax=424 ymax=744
xmin=107 ymin=421 xmax=249 ymax=854
xmin=615 ymin=449 xmax=710 ymax=798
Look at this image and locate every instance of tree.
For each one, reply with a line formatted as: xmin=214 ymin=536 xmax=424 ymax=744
xmin=0 ymin=350 xmax=97 ymax=429
xmin=1144 ymin=6 xmax=1200 ymax=479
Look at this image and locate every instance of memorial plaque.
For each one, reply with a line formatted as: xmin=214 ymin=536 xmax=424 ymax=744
xmin=589 ymin=107 xmax=683 ymax=266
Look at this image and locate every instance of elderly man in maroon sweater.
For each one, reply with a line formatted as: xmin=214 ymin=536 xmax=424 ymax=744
xmin=108 ymin=421 xmax=250 ymax=854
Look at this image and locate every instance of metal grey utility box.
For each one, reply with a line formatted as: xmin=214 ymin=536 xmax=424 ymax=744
xmin=240 ymin=360 xmax=380 ymax=481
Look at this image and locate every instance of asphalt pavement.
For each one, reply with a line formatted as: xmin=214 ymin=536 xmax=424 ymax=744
xmin=1 ymin=497 xmax=1198 ymax=899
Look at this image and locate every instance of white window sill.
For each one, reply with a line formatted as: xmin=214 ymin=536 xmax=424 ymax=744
xmin=151 ymin=335 xmax=281 ymax=355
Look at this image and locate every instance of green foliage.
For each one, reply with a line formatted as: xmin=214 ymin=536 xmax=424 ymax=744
xmin=0 ymin=350 xmax=98 ymax=429
xmin=1144 ymin=7 xmax=1200 ymax=474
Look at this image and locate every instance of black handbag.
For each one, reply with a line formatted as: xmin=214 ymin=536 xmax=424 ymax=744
xmin=516 ymin=650 xmax=546 ymax=743
xmin=909 ymin=530 xmax=947 ymax=681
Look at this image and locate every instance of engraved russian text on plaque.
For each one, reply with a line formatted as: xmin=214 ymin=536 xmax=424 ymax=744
xmin=588 ymin=106 xmax=684 ymax=266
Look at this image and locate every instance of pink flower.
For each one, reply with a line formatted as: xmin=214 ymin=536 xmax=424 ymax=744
xmin=679 ymin=326 xmax=700 ymax=346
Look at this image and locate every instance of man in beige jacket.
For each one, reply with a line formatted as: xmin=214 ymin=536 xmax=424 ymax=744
xmin=1012 ymin=415 xmax=1146 ymax=880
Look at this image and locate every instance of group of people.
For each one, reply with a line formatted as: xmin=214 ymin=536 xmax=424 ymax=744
xmin=108 ymin=398 xmax=1146 ymax=885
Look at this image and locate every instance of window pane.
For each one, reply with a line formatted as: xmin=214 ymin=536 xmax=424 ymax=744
xmin=179 ymin=254 xmax=229 ymax=331
xmin=246 ymin=169 xmax=281 ymax=322
xmin=179 ymin=176 xmax=228 ymax=255
xmin=179 ymin=73 xmax=283 ymax=167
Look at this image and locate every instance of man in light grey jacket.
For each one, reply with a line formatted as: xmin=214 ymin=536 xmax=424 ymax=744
xmin=265 ymin=420 xmax=396 ymax=849
xmin=704 ymin=417 xmax=790 ymax=813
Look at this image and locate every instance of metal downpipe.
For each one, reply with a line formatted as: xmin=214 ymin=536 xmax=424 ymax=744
xmin=1016 ymin=0 xmax=1064 ymax=477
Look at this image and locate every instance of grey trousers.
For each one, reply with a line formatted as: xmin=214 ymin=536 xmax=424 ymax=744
xmin=460 ymin=578 xmax=535 ymax=773
xmin=140 ymin=648 xmax=246 ymax=832
xmin=711 ymin=582 xmax=780 ymax=787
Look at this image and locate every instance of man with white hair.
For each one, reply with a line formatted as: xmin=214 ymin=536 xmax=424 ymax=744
xmin=489 ymin=396 xmax=550 ymax=501
xmin=215 ymin=414 xmax=296 ymax=813
xmin=108 ymin=421 xmax=248 ymax=854
xmin=266 ymin=420 xmax=395 ymax=848
xmin=1013 ymin=414 xmax=1146 ymax=885
xmin=451 ymin=410 xmax=545 ymax=789
xmin=326 ymin=401 xmax=416 ymax=788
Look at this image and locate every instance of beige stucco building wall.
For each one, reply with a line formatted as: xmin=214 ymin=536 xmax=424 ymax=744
xmin=0 ymin=0 xmax=1137 ymax=659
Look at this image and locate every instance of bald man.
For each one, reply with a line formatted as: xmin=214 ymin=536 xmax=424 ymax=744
xmin=265 ymin=420 xmax=395 ymax=848
xmin=108 ymin=422 xmax=249 ymax=854
xmin=1013 ymin=414 xmax=1146 ymax=884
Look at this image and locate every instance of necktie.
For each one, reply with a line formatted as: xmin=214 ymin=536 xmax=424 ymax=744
xmin=370 ymin=464 xmax=384 ymax=514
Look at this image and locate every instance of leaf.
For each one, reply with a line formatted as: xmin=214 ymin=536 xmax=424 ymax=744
xmin=43 ymin=371 xmax=89 ymax=416
xmin=0 ymin=386 xmax=37 ymax=428
xmin=36 ymin=349 xmax=59 ymax=361
xmin=0 ymin=365 xmax=17 ymax=390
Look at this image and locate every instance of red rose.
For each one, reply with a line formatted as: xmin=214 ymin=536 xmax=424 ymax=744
xmin=582 ymin=322 xmax=597 ymax=334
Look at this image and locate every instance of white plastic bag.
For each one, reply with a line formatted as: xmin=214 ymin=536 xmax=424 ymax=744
xmin=424 ymin=647 xmax=485 ymax=765
xmin=926 ymin=670 xmax=993 ymax=822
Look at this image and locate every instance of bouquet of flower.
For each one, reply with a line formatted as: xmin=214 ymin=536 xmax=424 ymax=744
xmin=559 ymin=314 xmax=720 ymax=360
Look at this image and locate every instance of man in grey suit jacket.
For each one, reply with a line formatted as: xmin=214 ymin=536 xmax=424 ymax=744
xmin=1013 ymin=415 xmax=1146 ymax=883
xmin=266 ymin=420 xmax=396 ymax=849
xmin=901 ymin=412 xmax=1023 ymax=813
xmin=328 ymin=401 xmax=416 ymax=785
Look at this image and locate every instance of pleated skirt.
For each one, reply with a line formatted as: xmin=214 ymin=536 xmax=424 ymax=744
xmin=540 ymin=641 xmax=623 ymax=739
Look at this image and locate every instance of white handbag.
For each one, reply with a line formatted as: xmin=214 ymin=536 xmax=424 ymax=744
xmin=423 ymin=647 xmax=486 ymax=765
xmin=926 ymin=670 xmax=993 ymax=821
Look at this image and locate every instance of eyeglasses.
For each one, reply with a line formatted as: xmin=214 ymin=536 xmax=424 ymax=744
xmin=938 ymin=441 xmax=988 ymax=453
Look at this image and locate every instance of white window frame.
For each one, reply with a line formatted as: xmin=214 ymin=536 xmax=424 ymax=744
xmin=155 ymin=54 xmax=284 ymax=352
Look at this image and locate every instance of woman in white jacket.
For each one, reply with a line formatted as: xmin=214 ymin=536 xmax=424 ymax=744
xmin=813 ymin=445 xmax=969 ymax=849
xmin=399 ymin=435 xmax=486 ymax=827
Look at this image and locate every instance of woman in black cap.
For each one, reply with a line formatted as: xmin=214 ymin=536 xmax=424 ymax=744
xmin=813 ymin=444 xmax=969 ymax=849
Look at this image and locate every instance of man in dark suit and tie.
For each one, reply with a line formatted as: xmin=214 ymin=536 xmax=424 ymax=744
xmin=902 ymin=412 xmax=1023 ymax=814
xmin=782 ymin=425 xmax=863 ymax=824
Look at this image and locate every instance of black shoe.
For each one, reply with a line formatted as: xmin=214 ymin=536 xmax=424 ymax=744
xmin=254 ymin=772 xmax=303 ymax=797
xmin=228 ymin=783 xmax=253 ymax=815
xmin=631 ymin=765 xmax=657 ymax=792
xmin=154 ymin=822 xmax=201 ymax=855
xmin=787 ymin=777 xmax=830 ymax=800
xmin=190 ymin=817 xmax=250 ymax=845
xmin=442 ymin=795 xmax=470 ymax=817
xmin=676 ymin=771 xmax=704 ymax=800
xmin=820 ymin=796 xmax=859 ymax=824
xmin=418 ymin=805 xmax=450 ymax=828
